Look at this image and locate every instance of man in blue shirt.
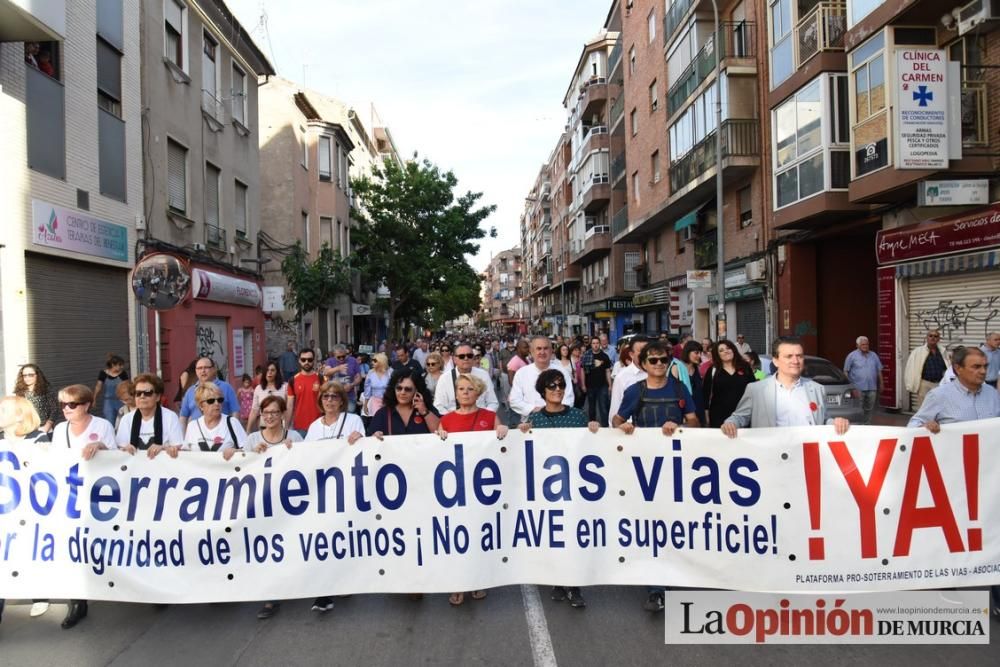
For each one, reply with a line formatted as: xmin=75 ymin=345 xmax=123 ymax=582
xmin=278 ymin=341 xmax=299 ymax=381
xmin=908 ymin=346 xmax=1000 ymax=431
xmin=179 ymin=356 xmax=240 ymax=429
xmin=613 ymin=341 xmax=697 ymax=434
xmin=844 ymin=335 xmax=884 ymax=424
xmin=981 ymin=331 xmax=999 ymax=388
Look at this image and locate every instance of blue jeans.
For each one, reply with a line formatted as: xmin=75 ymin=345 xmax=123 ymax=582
xmin=586 ymin=384 xmax=609 ymax=427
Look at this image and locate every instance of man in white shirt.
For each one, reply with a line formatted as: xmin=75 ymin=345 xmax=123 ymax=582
xmin=434 ymin=342 xmax=499 ymax=414
xmin=608 ymin=335 xmax=650 ymax=423
xmin=509 ymin=336 xmax=575 ymax=418
xmin=412 ymin=339 xmax=430 ymax=369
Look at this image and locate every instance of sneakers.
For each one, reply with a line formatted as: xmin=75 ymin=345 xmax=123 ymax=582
xmin=311 ymin=597 xmax=334 ymax=612
xmin=30 ymin=601 xmax=50 ymax=617
xmin=643 ymin=591 xmax=665 ymax=613
xmin=550 ymin=586 xmax=567 ymax=602
xmin=257 ymin=603 xmax=280 ymax=620
xmin=565 ymin=588 xmax=587 ymax=609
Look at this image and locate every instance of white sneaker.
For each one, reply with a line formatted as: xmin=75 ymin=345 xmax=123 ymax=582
xmin=29 ymin=601 xmax=50 ymax=617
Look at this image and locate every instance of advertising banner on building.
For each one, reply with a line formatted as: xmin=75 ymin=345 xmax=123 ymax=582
xmin=191 ymin=269 xmax=262 ymax=307
xmin=894 ymin=49 xmax=948 ymax=170
xmin=875 ymin=203 xmax=1000 ymax=264
xmin=1 ymin=421 xmax=999 ymax=603
xmin=31 ymin=199 xmax=129 ymax=262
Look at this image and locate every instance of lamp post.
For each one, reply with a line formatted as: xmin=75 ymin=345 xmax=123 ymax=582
xmin=711 ymin=0 xmax=727 ymax=341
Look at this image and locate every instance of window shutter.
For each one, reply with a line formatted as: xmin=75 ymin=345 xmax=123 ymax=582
xmin=167 ymin=141 xmax=186 ymax=212
xmin=205 ymin=165 xmax=220 ymax=226
xmin=165 ymin=0 xmax=183 ymax=32
xmin=235 ymin=181 xmax=247 ymax=232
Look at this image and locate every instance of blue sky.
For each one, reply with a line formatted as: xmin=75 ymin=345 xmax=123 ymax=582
xmin=227 ymin=0 xmax=613 ymax=271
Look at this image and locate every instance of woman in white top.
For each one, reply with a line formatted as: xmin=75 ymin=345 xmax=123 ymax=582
xmin=52 ymin=384 xmax=118 ymax=459
xmin=115 ymin=373 xmax=184 ymax=458
xmin=183 ymin=383 xmax=247 ymax=460
xmin=306 ymin=381 xmax=364 ymax=444
xmin=362 ymin=353 xmax=392 ymax=417
xmin=246 ymin=395 xmax=302 ymax=453
xmin=0 ymin=395 xmax=43 ymax=442
xmin=246 ymin=361 xmax=288 ymax=433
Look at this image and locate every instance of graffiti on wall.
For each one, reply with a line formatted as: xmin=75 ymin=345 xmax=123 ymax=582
xmin=914 ymin=296 xmax=1000 ymax=346
xmin=196 ymin=324 xmax=229 ymax=381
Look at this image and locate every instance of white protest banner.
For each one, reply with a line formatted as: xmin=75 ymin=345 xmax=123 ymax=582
xmin=1 ymin=420 xmax=998 ymax=603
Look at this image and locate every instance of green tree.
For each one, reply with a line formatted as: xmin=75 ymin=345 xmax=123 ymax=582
xmin=351 ymin=157 xmax=495 ymax=336
xmin=280 ymin=242 xmax=351 ymax=320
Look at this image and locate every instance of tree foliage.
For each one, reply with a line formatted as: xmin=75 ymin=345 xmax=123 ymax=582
xmin=351 ymin=157 xmax=495 ymax=334
xmin=280 ymin=242 xmax=351 ymax=320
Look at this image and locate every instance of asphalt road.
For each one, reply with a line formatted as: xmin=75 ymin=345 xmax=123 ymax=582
xmin=1 ymin=588 xmax=998 ymax=667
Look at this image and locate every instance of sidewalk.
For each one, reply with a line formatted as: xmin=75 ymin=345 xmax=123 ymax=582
xmin=870 ymin=409 xmax=910 ymax=427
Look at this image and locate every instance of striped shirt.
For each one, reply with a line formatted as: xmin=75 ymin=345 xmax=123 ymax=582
xmin=907 ymin=380 xmax=1000 ymax=427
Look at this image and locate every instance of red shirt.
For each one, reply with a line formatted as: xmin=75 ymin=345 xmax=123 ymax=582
xmin=440 ymin=409 xmax=496 ymax=433
xmin=288 ymin=372 xmax=322 ymax=430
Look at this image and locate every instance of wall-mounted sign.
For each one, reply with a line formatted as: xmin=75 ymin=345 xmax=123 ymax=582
xmin=917 ymin=179 xmax=989 ymax=206
xmin=855 ymin=139 xmax=888 ymax=176
xmin=686 ymin=270 xmax=712 ymax=289
xmin=131 ymin=253 xmax=191 ymax=310
xmin=875 ymin=203 xmax=1000 ymax=264
xmin=31 ymin=199 xmax=128 ymax=262
xmin=191 ymin=269 xmax=262 ymax=307
xmin=894 ymin=49 xmax=948 ymax=170
xmin=351 ymin=303 xmax=372 ymax=316
xmin=262 ymin=286 xmax=285 ymax=312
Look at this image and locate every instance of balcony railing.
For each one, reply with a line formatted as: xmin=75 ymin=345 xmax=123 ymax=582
xmin=667 ymin=22 xmax=755 ymax=117
xmin=611 ymin=206 xmax=628 ymax=238
xmin=664 ymin=0 xmax=696 ymax=41
xmin=585 ymin=225 xmax=610 ymax=239
xmin=694 ymin=234 xmax=717 ymax=270
xmin=609 ymin=35 xmax=623 ymax=75
xmin=202 ymin=89 xmax=224 ymax=121
xmin=205 ymin=223 xmax=226 ymax=248
xmin=795 ymin=2 xmax=846 ymax=67
xmin=610 ymin=153 xmax=626 ymax=184
xmin=669 ymin=119 xmax=759 ymax=192
xmin=610 ymin=94 xmax=625 ymax=128
xmin=961 ymin=66 xmax=993 ymax=146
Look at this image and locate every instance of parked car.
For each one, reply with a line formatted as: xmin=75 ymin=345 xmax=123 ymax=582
xmin=757 ymin=354 xmax=864 ymax=423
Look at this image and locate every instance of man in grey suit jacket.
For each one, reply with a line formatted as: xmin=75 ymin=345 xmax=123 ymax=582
xmin=722 ymin=337 xmax=850 ymax=437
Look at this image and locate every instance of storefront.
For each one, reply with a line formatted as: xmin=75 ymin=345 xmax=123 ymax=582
xmin=581 ymin=297 xmax=638 ymax=343
xmin=632 ymin=285 xmax=671 ymax=335
xmin=876 ymin=203 xmax=1000 ymax=411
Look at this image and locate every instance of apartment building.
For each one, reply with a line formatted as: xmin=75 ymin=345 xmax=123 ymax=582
xmin=769 ymin=0 xmax=1000 ymax=409
xmin=0 ymin=0 xmax=142 ymax=390
xmin=548 ymin=129 xmax=582 ymax=338
xmin=481 ymin=247 xmax=527 ymax=335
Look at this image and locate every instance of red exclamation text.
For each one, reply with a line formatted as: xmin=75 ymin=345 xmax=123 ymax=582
xmin=803 ymin=442 xmax=824 ymax=560
xmin=964 ymin=434 xmax=981 ymax=551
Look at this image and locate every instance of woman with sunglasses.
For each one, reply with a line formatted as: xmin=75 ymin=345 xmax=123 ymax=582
xmin=516 ymin=369 xmax=598 ymax=608
xmin=49 ymin=384 xmax=119 ymax=629
xmin=246 ymin=361 xmax=286 ymax=432
xmin=13 ymin=363 xmax=57 ymax=433
xmin=367 ymin=368 xmax=440 ymax=439
xmin=305 ymin=381 xmax=365 ymax=444
xmin=116 ymin=374 xmax=184 ymax=458
xmin=424 ymin=352 xmax=445 ymax=396
xmin=183 ymin=384 xmax=248 ymax=460
xmin=439 ymin=344 xmax=454 ymax=372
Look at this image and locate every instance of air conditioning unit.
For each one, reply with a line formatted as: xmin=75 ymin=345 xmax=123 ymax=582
xmin=745 ymin=258 xmax=766 ymax=281
xmin=958 ymin=0 xmax=1000 ymax=34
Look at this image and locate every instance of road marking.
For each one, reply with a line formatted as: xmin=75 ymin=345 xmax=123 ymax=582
xmin=521 ymin=584 xmax=558 ymax=667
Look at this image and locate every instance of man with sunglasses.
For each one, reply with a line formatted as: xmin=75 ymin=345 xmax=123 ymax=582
xmin=286 ymin=349 xmax=323 ymax=436
xmin=433 ymin=343 xmax=498 ymax=415
xmin=178 ymin=357 xmax=240 ymax=430
xmin=509 ymin=336 xmax=574 ymax=418
xmin=613 ymin=343 xmax=697 ymax=435
xmin=904 ymin=329 xmax=947 ymax=410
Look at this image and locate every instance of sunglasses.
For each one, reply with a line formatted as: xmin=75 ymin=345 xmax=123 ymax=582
xmin=321 ymin=393 xmax=341 ymax=400
xmin=645 ymin=357 xmax=669 ymax=365
xmin=202 ymin=397 xmax=223 ymax=405
xmin=455 ymin=353 xmax=475 ymax=360
xmin=427 ymin=362 xmax=439 ymax=366
xmin=545 ymin=382 xmax=566 ymax=390
xmin=60 ymin=401 xmax=86 ymax=410
xmin=134 ymin=389 xmax=157 ymax=397
xmin=395 ymin=385 xmax=415 ymax=393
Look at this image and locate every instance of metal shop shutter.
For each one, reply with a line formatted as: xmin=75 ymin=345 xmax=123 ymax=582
xmin=736 ymin=299 xmax=766 ymax=354
xmin=905 ymin=270 xmax=999 ymax=409
xmin=25 ymin=253 xmax=131 ymax=393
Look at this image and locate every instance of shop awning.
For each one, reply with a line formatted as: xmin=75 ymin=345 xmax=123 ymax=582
xmin=673 ymin=210 xmax=698 ymax=232
xmin=895 ymin=249 xmax=997 ymax=278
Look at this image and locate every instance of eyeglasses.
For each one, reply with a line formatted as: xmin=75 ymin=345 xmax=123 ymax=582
xmin=455 ymin=353 xmax=474 ymax=360
xmin=545 ymin=382 xmax=566 ymax=390
xmin=202 ymin=397 xmax=223 ymax=405
xmin=60 ymin=401 xmax=85 ymax=410
xmin=300 ymin=357 xmax=314 ymax=362
xmin=21 ymin=372 xmax=36 ymax=377
xmin=645 ymin=356 xmax=669 ymax=365
xmin=261 ymin=411 xmax=282 ymax=417
xmin=135 ymin=389 xmax=157 ymax=397
xmin=426 ymin=362 xmax=439 ymax=367
xmin=321 ymin=393 xmax=341 ymax=400
xmin=195 ymin=365 xmax=214 ymax=371
xmin=395 ymin=385 xmax=415 ymax=393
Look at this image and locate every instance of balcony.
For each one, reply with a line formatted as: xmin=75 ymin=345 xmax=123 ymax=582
xmin=961 ymin=67 xmax=992 ymax=147
xmin=205 ymin=223 xmax=226 ymax=249
xmin=611 ymin=206 xmax=628 ymax=238
xmin=667 ymin=22 xmax=756 ymax=118
xmin=25 ymin=65 xmax=65 ymax=179
xmin=795 ymin=2 xmax=846 ymax=67
xmin=610 ymin=94 xmax=625 ymax=134
xmin=579 ymin=125 xmax=609 ymax=160
xmin=609 ymin=35 xmax=622 ymax=76
xmin=669 ymin=119 xmax=759 ymax=193
xmin=0 ymin=0 xmax=65 ymax=41
xmin=694 ymin=234 xmax=717 ymax=270
xmin=570 ymin=225 xmax=612 ymax=265
xmin=610 ymin=153 xmax=626 ymax=186
xmin=579 ymin=77 xmax=608 ymax=118
xmin=664 ymin=0 xmax=696 ymax=43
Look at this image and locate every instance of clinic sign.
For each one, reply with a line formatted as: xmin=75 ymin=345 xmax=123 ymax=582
xmin=894 ymin=49 xmax=948 ymax=170
xmin=191 ymin=269 xmax=262 ymax=307
xmin=31 ymin=199 xmax=128 ymax=262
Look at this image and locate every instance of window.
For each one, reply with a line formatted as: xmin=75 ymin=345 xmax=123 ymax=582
xmin=949 ymin=35 xmax=988 ymax=145
xmin=848 ymin=0 xmax=883 ymax=28
xmin=205 ymin=163 xmax=220 ymax=230
xmin=630 ymin=107 xmax=638 ymax=136
xmin=300 ymin=126 xmax=308 ymax=168
xmin=302 ymin=212 xmax=310 ymax=252
xmin=336 ymin=144 xmax=343 ymax=188
xmin=231 ymin=64 xmax=247 ymax=126
xmin=234 ymin=180 xmax=248 ymax=236
xmin=629 ymin=45 xmax=636 ymax=75
xmin=738 ymin=186 xmax=752 ymax=226
xmin=654 ymin=234 xmax=662 ymax=261
xmin=631 ymin=171 xmax=640 ymax=203
xmin=97 ymin=38 xmax=122 ymax=117
xmin=669 ymin=81 xmax=726 ymax=161
xmin=648 ymin=10 xmax=657 ymax=43
xmin=167 ymin=139 xmax=187 ymax=213
xmin=649 ymin=79 xmax=658 ymax=112
xmin=202 ymin=32 xmax=218 ymax=116
xmin=164 ymin=0 xmax=186 ymax=70
xmin=337 ymin=219 xmax=344 ymax=256
xmin=320 ymin=216 xmax=334 ymax=247
xmin=651 ymin=150 xmax=661 ymax=183
xmin=769 ymin=0 xmax=793 ymax=88
xmin=849 ymin=32 xmax=887 ymax=176
xmin=319 ymin=135 xmax=332 ymax=181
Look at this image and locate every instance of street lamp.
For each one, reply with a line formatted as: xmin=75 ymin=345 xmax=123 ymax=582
xmin=711 ymin=0 xmax=727 ymax=341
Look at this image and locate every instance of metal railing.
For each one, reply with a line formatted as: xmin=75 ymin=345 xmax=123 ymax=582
xmin=667 ymin=22 xmax=755 ymax=117
xmin=585 ymin=225 xmax=610 ymax=239
xmin=611 ymin=206 xmax=628 ymax=238
xmin=664 ymin=0 xmax=696 ymax=41
xmin=669 ymin=119 xmax=759 ymax=191
xmin=694 ymin=234 xmax=717 ymax=269
xmin=201 ymin=89 xmax=224 ymax=121
xmin=610 ymin=153 xmax=626 ymax=183
xmin=961 ymin=66 xmax=992 ymax=146
xmin=205 ymin=223 xmax=226 ymax=248
xmin=795 ymin=2 xmax=846 ymax=67
xmin=610 ymin=94 xmax=625 ymax=128
xmin=609 ymin=35 xmax=623 ymax=74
